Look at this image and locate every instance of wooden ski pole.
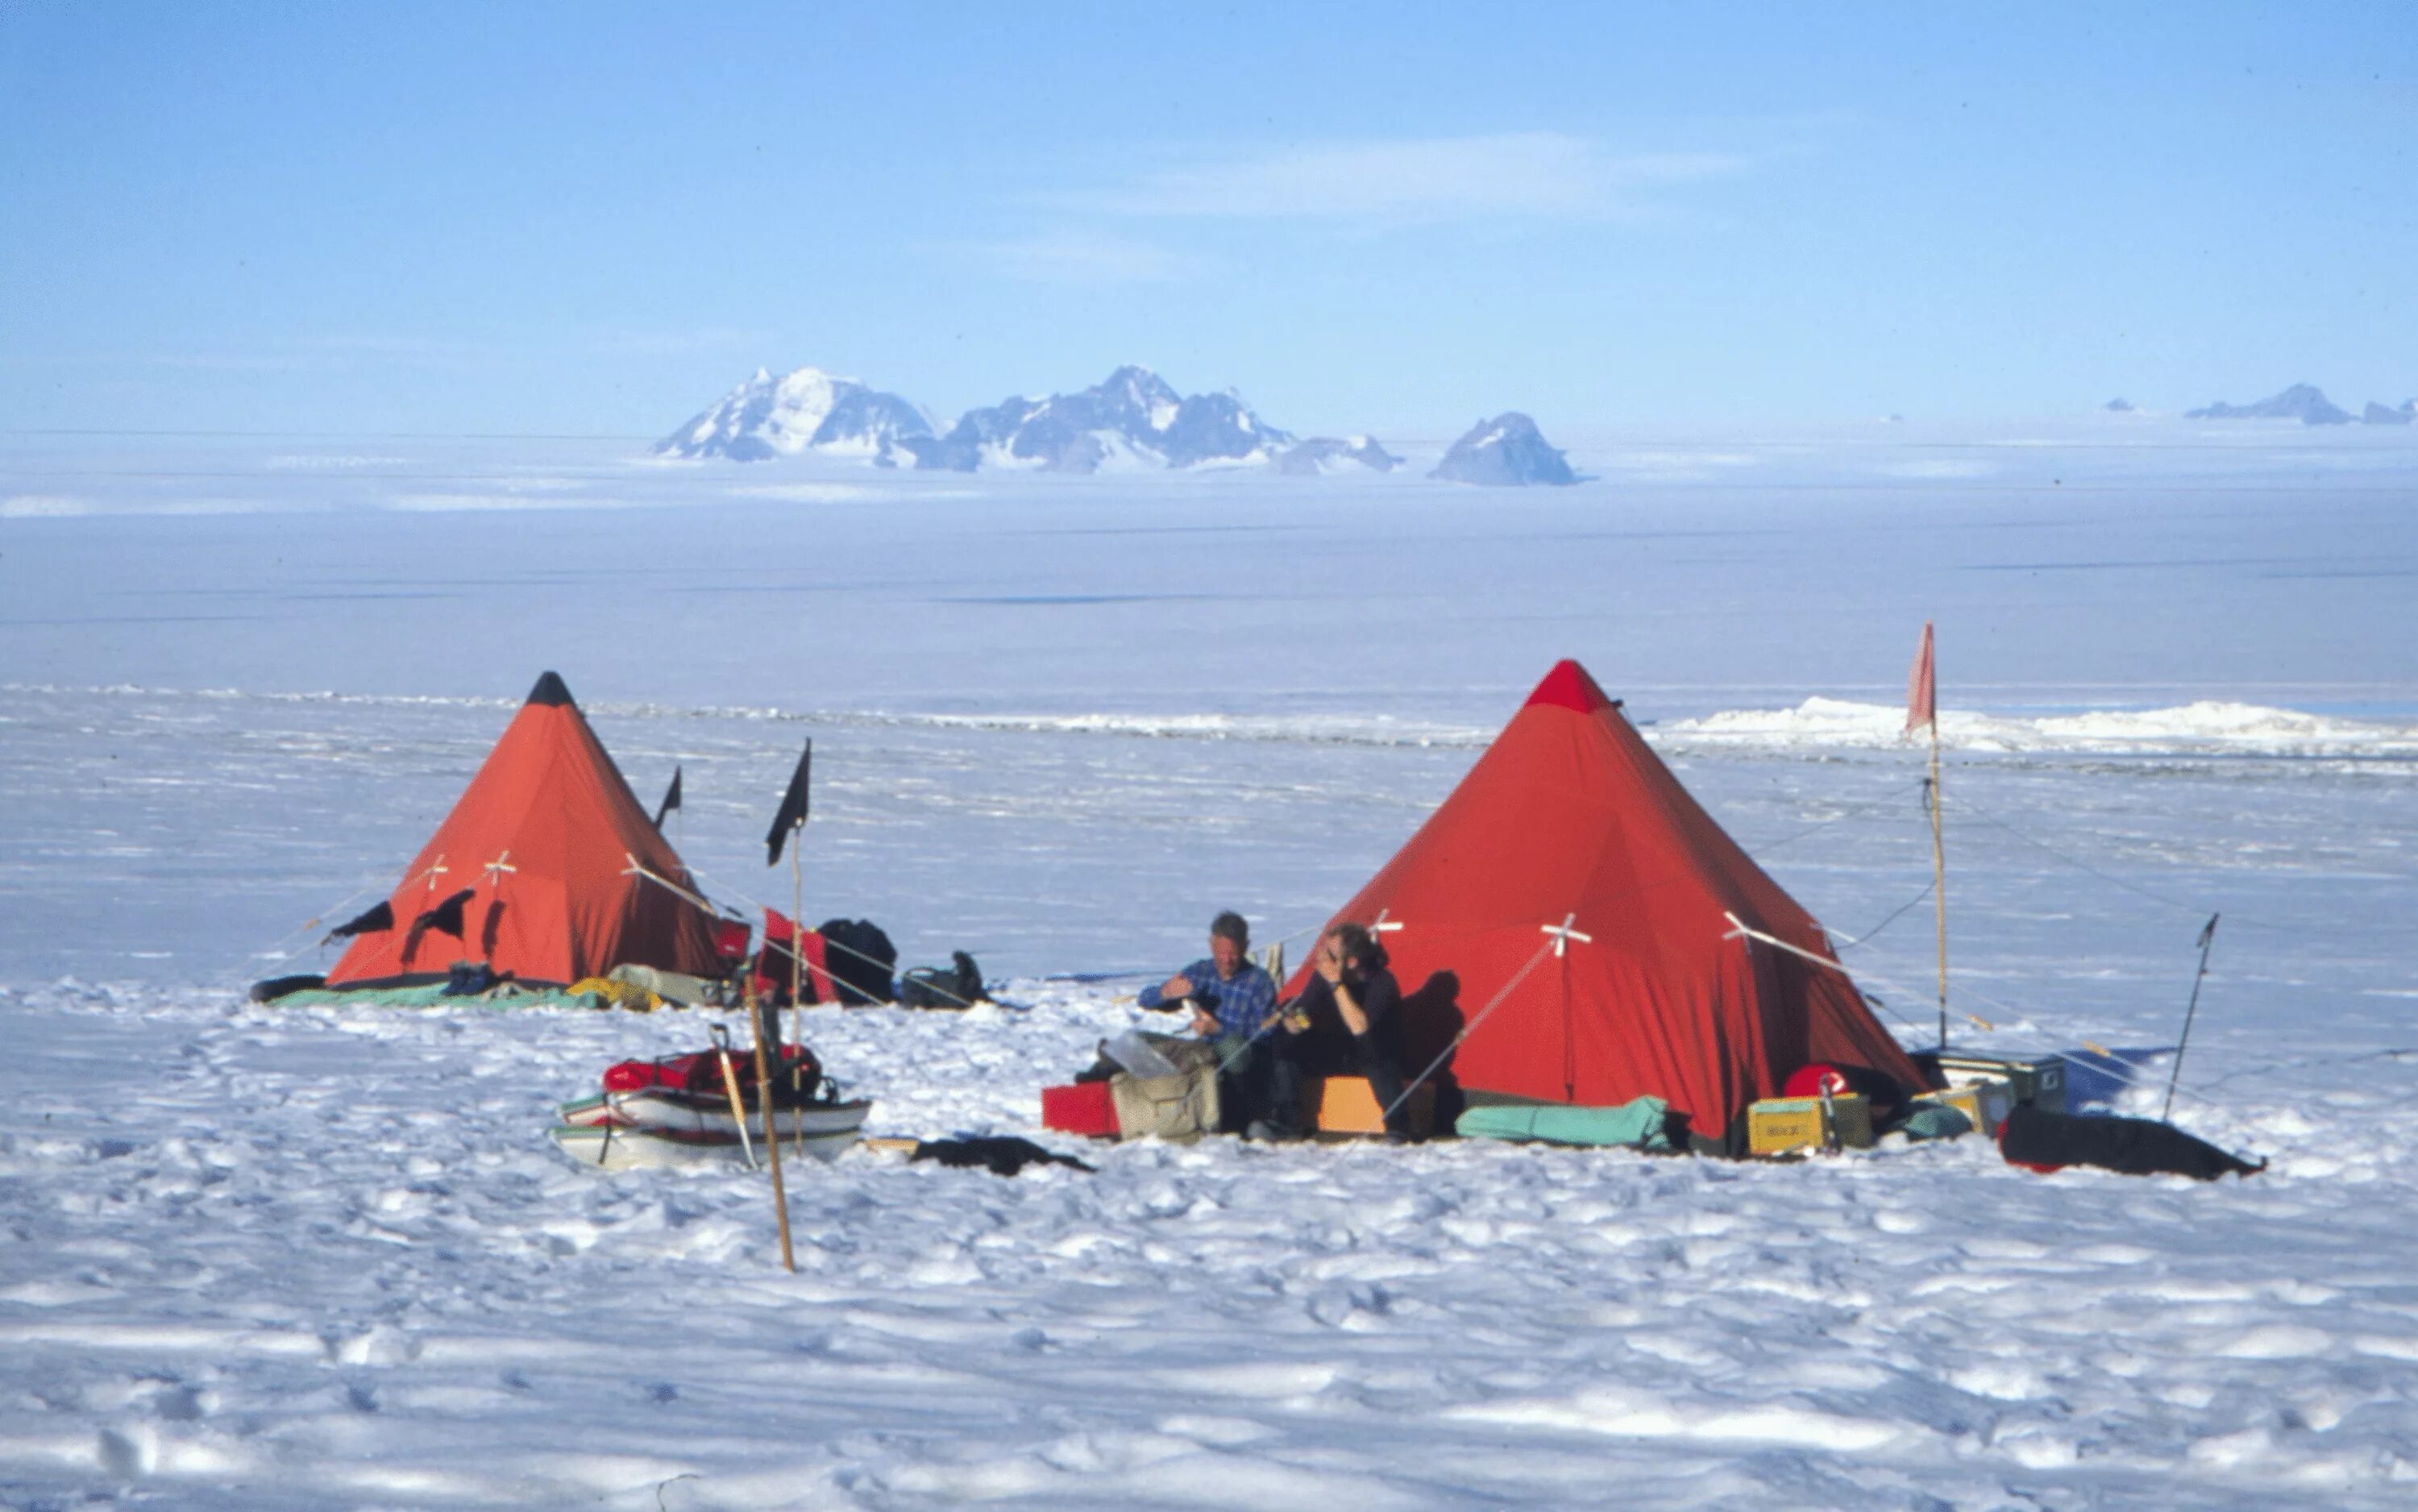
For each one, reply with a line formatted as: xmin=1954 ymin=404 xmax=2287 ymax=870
xmin=749 ymin=975 xmax=797 ymax=1273
xmin=710 ymin=1020 xmax=757 ymax=1171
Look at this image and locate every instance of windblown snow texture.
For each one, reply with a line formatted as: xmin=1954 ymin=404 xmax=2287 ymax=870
xmin=1430 ymin=412 xmax=1578 ymax=485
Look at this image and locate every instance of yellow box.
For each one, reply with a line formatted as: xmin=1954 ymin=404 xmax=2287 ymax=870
xmin=1304 ymin=1075 xmax=1435 ymax=1137
xmin=1747 ymin=1093 xmax=1873 ymax=1155
xmin=1916 ymin=1079 xmax=2011 ymax=1136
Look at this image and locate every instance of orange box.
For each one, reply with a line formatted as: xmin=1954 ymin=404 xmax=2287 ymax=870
xmin=1304 ymin=1075 xmax=1435 ymax=1137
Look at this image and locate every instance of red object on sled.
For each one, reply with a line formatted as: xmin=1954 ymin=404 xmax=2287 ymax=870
xmin=603 ymin=1045 xmax=818 ymax=1097
xmin=1041 ymin=1081 xmax=1118 ymax=1138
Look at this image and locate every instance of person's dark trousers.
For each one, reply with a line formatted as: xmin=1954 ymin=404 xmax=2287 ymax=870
xmin=1352 ymin=1033 xmax=1412 ymax=1138
xmin=1214 ymin=1032 xmax=1270 ymax=1134
xmin=1264 ymin=1032 xmax=1315 ymax=1136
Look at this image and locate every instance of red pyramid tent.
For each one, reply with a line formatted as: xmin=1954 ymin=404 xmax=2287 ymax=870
xmin=1291 ymin=659 xmax=1924 ymax=1140
xmin=327 ymin=672 xmax=723 ymax=988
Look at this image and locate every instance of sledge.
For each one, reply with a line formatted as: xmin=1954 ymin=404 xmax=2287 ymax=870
xmin=557 ymin=1086 xmax=872 ymax=1146
xmin=548 ymin=1100 xmax=869 ymax=1170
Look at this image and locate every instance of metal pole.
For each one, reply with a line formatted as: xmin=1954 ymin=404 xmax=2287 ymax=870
xmin=2163 ymin=914 xmax=2219 ymax=1124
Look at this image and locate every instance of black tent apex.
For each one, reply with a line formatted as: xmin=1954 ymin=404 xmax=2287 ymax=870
xmin=526 ymin=671 xmax=574 ymax=708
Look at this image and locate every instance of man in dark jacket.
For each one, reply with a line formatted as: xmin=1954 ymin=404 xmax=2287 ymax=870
xmin=1259 ymin=921 xmax=1414 ymax=1141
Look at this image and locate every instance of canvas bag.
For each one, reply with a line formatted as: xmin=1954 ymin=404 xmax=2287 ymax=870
xmin=1108 ymin=1061 xmax=1222 ymax=1140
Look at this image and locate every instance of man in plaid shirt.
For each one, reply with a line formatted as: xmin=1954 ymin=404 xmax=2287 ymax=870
xmin=1137 ymin=912 xmax=1278 ymax=1116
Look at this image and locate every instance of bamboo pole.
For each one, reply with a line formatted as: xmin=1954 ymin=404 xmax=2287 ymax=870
xmin=791 ymin=829 xmax=805 ymax=1029
xmin=791 ymin=829 xmax=808 ymax=1158
xmin=710 ymin=1021 xmax=756 ymax=1171
xmin=1929 ymin=722 xmax=1949 ymax=1051
xmin=748 ymin=977 xmax=797 ymax=1273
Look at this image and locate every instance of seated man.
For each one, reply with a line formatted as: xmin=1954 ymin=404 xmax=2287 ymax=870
xmin=1259 ymin=922 xmax=1414 ymax=1141
xmin=1136 ymin=912 xmax=1278 ymax=1123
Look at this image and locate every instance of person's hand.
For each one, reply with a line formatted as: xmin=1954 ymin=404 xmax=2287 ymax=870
xmin=1159 ymin=974 xmax=1194 ymax=1000
xmin=1189 ymin=1007 xmax=1219 ymax=1037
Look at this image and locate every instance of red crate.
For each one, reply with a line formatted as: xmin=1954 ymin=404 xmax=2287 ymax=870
xmin=1041 ymin=1081 xmax=1118 ymax=1138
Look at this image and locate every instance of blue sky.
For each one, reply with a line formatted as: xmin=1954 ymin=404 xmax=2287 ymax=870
xmin=2 ymin=2 xmax=2412 ymax=438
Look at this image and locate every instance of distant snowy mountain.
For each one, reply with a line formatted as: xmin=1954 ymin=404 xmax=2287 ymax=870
xmin=900 ymin=366 xmax=1294 ymax=474
xmin=2362 ymin=399 xmax=2414 ymax=426
xmin=1273 ymin=435 xmax=1400 ymax=476
xmin=654 ymin=367 xmax=936 ymax=463
xmin=2186 ymin=384 xmax=2353 ymax=426
xmin=2102 ymin=398 xmax=2137 ymax=413
xmin=1430 ymin=413 xmax=1577 ymax=486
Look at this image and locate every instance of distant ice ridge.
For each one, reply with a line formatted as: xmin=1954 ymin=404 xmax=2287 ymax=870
xmin=0 ymin=684 xmax=1489 ymax=748
xmin=19 ymin=683 xmax=2415 ymax=758
xmin=1664 ymin=696 xmax=2418 ymax=758
xmin=891 ymin=709 xmax=1487 ymax=747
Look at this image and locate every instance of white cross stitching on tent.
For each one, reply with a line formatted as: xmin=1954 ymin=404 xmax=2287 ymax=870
xmin=1540 ymin=913 xmax=1593 ymax=957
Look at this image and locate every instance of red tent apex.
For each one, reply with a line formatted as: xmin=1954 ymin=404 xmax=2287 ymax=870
xmin=526 ymin=671 xmax=574 ymax=708
xmin=1523 ymin=658 xmax=1614 ymax=714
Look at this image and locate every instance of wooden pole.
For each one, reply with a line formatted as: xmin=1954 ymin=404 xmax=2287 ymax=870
xmin=711 ymin=1020 xmax=756 ymax=1170
xmin=748 ymin=977 xmax=797 ymax=1273
xmin=791 ymin=826 xmax=805 ymax=1028
xmin=1928 ymin=721 xmax=1949 ymax=1051
xmin=790 ymin=825 xmax=808 ymax=1157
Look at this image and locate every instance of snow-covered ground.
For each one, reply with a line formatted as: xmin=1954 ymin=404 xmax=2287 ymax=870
xmin=2 ymin=426 xmax=2415 ymax=1507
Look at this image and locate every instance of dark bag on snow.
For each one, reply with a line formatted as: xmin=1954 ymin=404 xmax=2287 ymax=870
xmin=2000 ymin=1106 xmax=2262 ymax=1181
xmin=816 ymin=918 xmax=897 ymax=1005
xmin=899 ymin=950 xmax=985 ymax=1010
xmin=249 ymin=974 xmax=326 ymax=1003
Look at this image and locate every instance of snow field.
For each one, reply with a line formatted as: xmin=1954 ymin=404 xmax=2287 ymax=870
xmin=4 ymin=442 xmax=2415 ymax=1506
xmin=2 ymin=969 xmax=2416 ymax=1510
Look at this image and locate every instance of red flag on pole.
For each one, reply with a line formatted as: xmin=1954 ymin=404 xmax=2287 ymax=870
xmin=1905 ymin=621 xmax=1937 ymax=735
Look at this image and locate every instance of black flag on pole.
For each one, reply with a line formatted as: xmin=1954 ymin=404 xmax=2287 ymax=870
xmin=413 ymin=888 xmax=476 ymax=941
xmin=320 ymin=899 xmax=394 ymax=947
xmin=654 ymin=766 xmax=683 ymax=830
xmin=766 ymin=739 xmax=812 ymax=866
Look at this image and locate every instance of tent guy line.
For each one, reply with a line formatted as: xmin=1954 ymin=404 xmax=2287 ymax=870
xmin=1944 ymin=789 xmax=2299 ymax=936
xmin=1724 ymin=912 xmax=2240 ymax=1127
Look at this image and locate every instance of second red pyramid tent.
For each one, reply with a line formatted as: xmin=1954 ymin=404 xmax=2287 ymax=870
xmin=326 ymin=671 xmax=724 ymax=989
xmin=1294 ymin=659 xmax=1923 ymax=1140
